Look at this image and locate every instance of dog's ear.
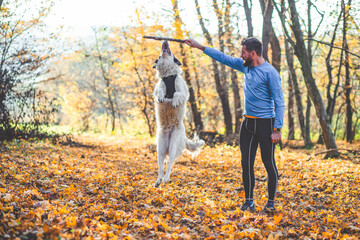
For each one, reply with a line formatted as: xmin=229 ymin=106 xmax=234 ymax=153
xmin=153 ymin=59 xmax=159 ymax=68
xmin=174 ymin=57 xmax=181 ymax=66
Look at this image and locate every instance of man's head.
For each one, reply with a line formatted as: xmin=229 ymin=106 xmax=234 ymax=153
xmin=240 ymin=38 xmax=263 ymax=67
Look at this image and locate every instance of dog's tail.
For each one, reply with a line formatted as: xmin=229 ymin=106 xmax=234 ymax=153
xmin=185 ymin=133 xmax=205 ymax=156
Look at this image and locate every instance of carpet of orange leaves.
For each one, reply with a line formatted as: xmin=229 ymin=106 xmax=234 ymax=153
xmin=0 ymin=136 xmax=359 ymax=239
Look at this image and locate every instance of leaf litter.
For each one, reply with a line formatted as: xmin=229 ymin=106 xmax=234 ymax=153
xmin=0 ymin=136 xmax=359 ymax=239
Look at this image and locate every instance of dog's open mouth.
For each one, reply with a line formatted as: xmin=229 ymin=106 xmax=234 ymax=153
xmin=161 ymin=41 xmax=172 ymax=57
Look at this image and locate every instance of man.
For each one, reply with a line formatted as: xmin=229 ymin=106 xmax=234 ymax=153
xmin=184 ymin=38 xmax=285 ymax=212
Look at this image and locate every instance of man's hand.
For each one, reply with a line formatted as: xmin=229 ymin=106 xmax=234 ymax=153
xmin=271 ymin=132 xmax=281 ymax=144
xmin=184 ymin=39 xmax=206 ymax=51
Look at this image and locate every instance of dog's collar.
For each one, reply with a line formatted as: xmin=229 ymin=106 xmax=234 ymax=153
xmin=162 ymin=75 xmax=177 ymax=99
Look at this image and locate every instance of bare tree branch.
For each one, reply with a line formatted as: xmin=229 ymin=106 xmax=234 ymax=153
xmin=349 ymin=13 xmax=360 ymax=34
xmin=272 ymin=0 xmax=296 ymax=47
xmin=314 ymin=148 xmax=360 ymax=156
xmin=36 ymin=74 xmax=63 ymax=84
xmin=307 ymin=38 xmax=360 ymax=59
xmin=312 ymin=5 xmax=325 ymax=37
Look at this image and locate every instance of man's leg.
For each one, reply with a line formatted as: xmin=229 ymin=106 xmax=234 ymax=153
xmin=258 ymin=118 xmax=279 ymax=211
xmin=240 ymin=118 xmax=259 ymax=211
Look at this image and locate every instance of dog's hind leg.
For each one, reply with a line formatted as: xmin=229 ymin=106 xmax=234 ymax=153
xmin=163 ymin=131 xmax=184 ymax=184
xmin=163 ymin=148 xmax=176 ymax=184
xmin=155 ymin=150 xmax=165 ymax=187
xmin=155 ymin=134 xmax=167 ymax=187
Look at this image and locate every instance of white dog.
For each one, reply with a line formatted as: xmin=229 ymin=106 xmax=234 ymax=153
xmin=152 ymin=41 xmax=205 ymax=187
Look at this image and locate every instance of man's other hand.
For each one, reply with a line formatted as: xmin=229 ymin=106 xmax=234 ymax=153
xmin=271 ymin=132 xmax=281 ymax=143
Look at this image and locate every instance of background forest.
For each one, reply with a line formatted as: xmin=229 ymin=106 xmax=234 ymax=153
xmin=1 ymin=0 xmax=360 ymax=239
xmin=1 ymin=0 xmax=360 ymax=153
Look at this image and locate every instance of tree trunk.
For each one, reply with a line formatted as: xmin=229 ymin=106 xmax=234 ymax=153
xmin=325 ymin=8 xmax=343 ymax=125
xmin=304 ymin=0 xmax=313 ymax=148
xmin=259 ymin=0 xmax=273 ymax=61
xmin=172 ymin=0 xmax=204 ymax=132
xmin=305 ymin=95 xmax=312 ymax=148
xmin=94 ymin=29 xmax=116 ymax=132
xmin=343 ymin=0 xmax=353 ymax=142
xmin=286 ymin=0 xmax=338 ymax=157
xmin=213 ymin=0 xmax=233 ymax=137
xmin=0 ymin=70 xmax=11 ymax=127
xmin=195 ymin=0 xmax=233 ymax=136
xmin=243 ymin=0 xmax=253 ymax=37
xmin=260 ymin=0 xmax=280 ymax=72
xmin=321 ymin=3 xmax=343 ymax=144
xmin=180 ymin=44 xmax=204 ymax=132
xmin=287 ymin=71 xmax=295 ymax=140
xmin=185 ymin=32 xmax=202 ymax=100
xmin=334 ymin=103 xmax=345 ymax=137
xmin=352 ymin=115 xmax=360 ymax=140
xmin=124 ymin=34 xmax=155 ymax=136
xmin=225 ymin=0 xmax=242 ymax=135
xmin=270 ymin=29 xmax=281 ymax=72
xmin=284 ymin=38 xmax=306 ymax=143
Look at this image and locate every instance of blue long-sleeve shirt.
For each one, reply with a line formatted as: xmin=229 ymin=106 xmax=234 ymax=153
xmin=204 ymin=47 xmax=285 ymax=129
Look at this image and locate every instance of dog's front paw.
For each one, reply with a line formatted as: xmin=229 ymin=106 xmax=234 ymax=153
xmin=172 ymin=98 xmax=181 ymax=108
xmin=157 ymin=97 xmax=165 ymax=103
xmin=172 ymin=93 xmax=185 ymax=108
xmin=156 ymin=91 xmax=165 ymax=103
xmin=172 ymin=102 xmax=179 ymax=108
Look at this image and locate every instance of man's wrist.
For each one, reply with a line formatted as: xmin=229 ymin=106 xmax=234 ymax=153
xmin=273 ymin=128 xmax=281 ymax=133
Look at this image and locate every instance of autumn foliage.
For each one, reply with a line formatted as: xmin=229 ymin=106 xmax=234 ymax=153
xmin=0 ymin=136 xmax=359 ymax=239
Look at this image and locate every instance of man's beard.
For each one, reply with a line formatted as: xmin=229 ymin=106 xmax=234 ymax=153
xmin=243 ymin=58 xmax=253 ymax=67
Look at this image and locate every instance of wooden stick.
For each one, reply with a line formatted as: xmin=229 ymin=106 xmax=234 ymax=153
xmin=143 ymin=35 xmax=185 ymax=43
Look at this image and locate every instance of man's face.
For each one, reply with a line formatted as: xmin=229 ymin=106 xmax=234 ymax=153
xmin=240 ymin=45 xmax=253 ymax=67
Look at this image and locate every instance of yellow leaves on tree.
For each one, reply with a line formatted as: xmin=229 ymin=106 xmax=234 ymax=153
xmin=58 ymin=84 xmax=95 ymax=130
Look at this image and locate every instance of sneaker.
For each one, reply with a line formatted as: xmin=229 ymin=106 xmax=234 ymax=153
xmin=240 ymin=201 xmax=256 ymax=213
xmin=261 ymin=202 xmax=275 ymax=213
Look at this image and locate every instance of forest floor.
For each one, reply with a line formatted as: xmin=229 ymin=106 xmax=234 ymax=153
xmin=0 ymin=135 xmax=359 ymax=239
